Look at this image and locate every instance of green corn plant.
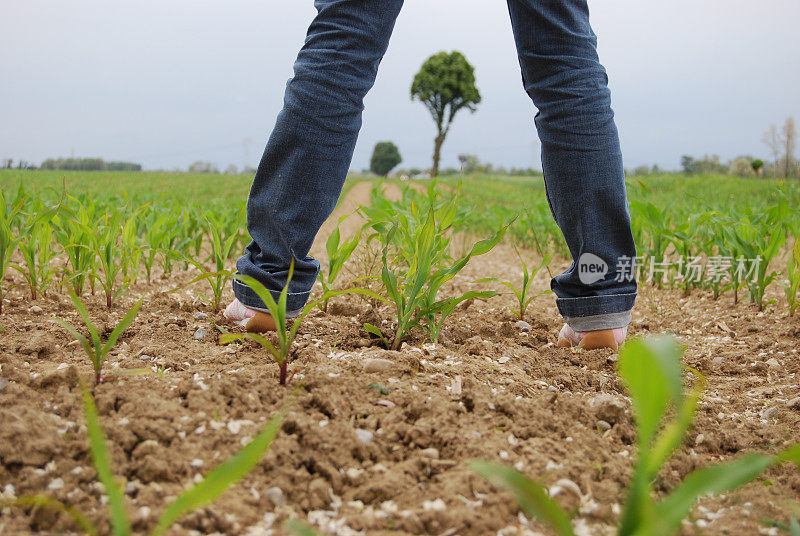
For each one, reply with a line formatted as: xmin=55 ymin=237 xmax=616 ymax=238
xmin=318 ymin=215 xmax=360 ymax=312
xmin=91 ymin=211 xmax=131 ymax=308
xmin=1 ymin=382 xmax=286 ymax=536
xmin=220 ymin=262 xmax=381 ymax=385
xmin=0 ymin=189 xmax=25 ymax=312
xmin=141 ymin=209 xmax=176 ymax=283
xmin=366 ymin=203 xmax=507 ymax=350
xmin=17 ymin=219 xmax=56 ymax=300
xmin=472 ymin=336 xmax=800 ymax=536
xmin=726 ymin=203 xmax=787 ymax=311
xmin=15 ymin=198 xmax=62 ymax=300
xmin=121 ymin=212 xmax=145 ymax=289
xmin=669 ymin=212 xmax=711 ymax=295
xmin=53 ymin=291 xmax=142 ymax=385
xmin=630 ymin=200 xmax=673 ymax=288
xmin=785 ymin=239 xmax=800 ymax=316
xmin=53 ymin=197 xmax=97 ymax=296
xmin=477 ymin=247 xmax=552 ymax=320
xmin=180 ymin=211 xmax=237 ymax=312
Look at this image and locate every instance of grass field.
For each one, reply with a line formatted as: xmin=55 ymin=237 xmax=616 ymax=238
xmin=1 ymin=169 xmax=799 ymax=535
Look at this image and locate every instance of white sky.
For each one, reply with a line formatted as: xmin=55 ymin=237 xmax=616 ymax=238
xmin=1 ymin=0 xmax=798 ymax=172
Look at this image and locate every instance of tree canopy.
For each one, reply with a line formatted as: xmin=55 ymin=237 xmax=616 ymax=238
xmin=370 ymin=141 xmax=402 ymax=176
xmin=411 ymin=51 xmax=480 ymax=177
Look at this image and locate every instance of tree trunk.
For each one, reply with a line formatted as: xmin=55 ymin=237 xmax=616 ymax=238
xmin=432 ymin=133 xmax=444 ymax=178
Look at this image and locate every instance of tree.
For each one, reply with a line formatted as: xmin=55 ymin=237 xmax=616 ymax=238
xmin=780 ymin=116 xmax=796 ymax=178
xmin=751 ymin=158 xmax=764 ymax=176
xmin=763 ymin=124 xmax=782 ymax=176
xmin=411 ymin=51 xmax=481 ymax=178
xmin=369 ymin=141 xmax=402 ymax=176
xmin=188 ymin=161 xmax=219 ymax=174
xmin=680 ymin=155 xmax=695 ymax=174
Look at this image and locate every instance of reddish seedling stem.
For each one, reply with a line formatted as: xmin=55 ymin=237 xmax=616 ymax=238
xmin=278 ymin=361 xmax=288 ymax=386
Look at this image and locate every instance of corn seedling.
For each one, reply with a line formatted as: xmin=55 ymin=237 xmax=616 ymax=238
xmin=477 ymin=248 xmax=552 ymax=320
xmin=121 ymin=211 xmax=145 ymax=288
xmin=180 ymin=211 xmax=237 ymax=312
xmin=785 ymin=239 xmax=800 ymax=316
xmin=220 ymin=263 xmax=381 ymax=385
xmin=367 ymin=203 xmax=508 ymax=349
xmin=16 ymin=212 xmax=57 ymax=300
xmin=53 ymin=291 xmax=142 ymax=385
xmin=472 ymin=336 xmax=800 ymax=536
xmin=91 ymin=211 xmax=135 ymax=308
xmin=630 ymin=200 xmax=673 ymax=288
xmin=726 ymin=206 xmax=787 ymax=311
xmin=318 ymin=215 xmax=360 ymax=312
xmin=54 ymin=198 xmax=97 ymax=295
xmin=0 ymin=189 xmax=24 ymax=312
xmin=669 ymin=212 xmax=711 ymax=295
xmin=1 ymin=383 xmax=286 ymax=536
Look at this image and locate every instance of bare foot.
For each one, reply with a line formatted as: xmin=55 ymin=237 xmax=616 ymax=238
xmin=557 ymin=323 xmax=627 ymax=351
xmin=223 ymin=299 xmax=277 ymax=332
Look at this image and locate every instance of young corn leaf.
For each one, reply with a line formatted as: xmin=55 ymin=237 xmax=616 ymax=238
xmin=285 ymin=519 xmax=322 ymax=536
xmin=102 ymin=299 xmax=142 ymax=357
xmin=220 ymin=332 xmax=279 ymax=360
xmin=149 ymin=407 xmax=286 ymax=536
xmin=1 ymin=495 xmax=99 ymax=536
xmin=791 ymin=515 xmax=800 ymax=536
xmin=363 ymin=322 xmax=389 ymax=348
xmin=470 ymin=461 xmax=576 ymax=536
xmin=618 ymin=336 xmax=686 ymax=535
xmin=81 ymin=383 xmax=132 ymax=536
xmin=618 ymin=336 xmax=684 ymax=451
xmin=643 ymin=453 xmax=773 ymax=536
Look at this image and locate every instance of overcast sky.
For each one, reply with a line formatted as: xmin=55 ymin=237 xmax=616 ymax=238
xmin=2 ymin=1 xmax=798 ymax=172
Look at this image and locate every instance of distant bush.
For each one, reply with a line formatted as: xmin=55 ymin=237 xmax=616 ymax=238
xmin=40 ymin=158 xmax=141 ymax=172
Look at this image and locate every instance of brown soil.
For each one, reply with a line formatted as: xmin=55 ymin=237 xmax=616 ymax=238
xmin=1 ymin=184 xmax=799 ymax=536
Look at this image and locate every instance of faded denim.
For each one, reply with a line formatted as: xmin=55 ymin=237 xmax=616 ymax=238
xmin=234 ymin=0 xmax=637 ymax=331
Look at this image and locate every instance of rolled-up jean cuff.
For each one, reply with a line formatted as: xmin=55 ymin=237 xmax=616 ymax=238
xmin=556 ymin=291 xmax=636 ymax=331
xmin=564 ymin=310 xmax=632 ymax=332
xmin=232 ymin=278 xmax=306 ymax=318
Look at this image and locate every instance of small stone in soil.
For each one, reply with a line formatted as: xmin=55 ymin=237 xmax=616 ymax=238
xmin=515 ymin=320 xmax=531 ymax=332
xmin=596 ymin=420 xmax=611 ymax=432
xmin=422 ymin=498 xmax=446 ymax=512
xmin=30 ymin=305 xmax=43 ymax=314
xmin=0 ymin=378 xmax=8 ymax=391
xmin=765 ymin=358 xmax=781 ymax=369
xmin=355 ymin=428 xmax=374 ymax=445
xmin=787 ymin=397 xmax=800 ymax=410
xmin=498 ymin=356 xmax=511 ymax=364
xmin=761 ymin=405 xmax=781 ymax=419
xmin=591 ymin=393 xmax=626 ymax=425
xmin=420 ymin=448 xmax=440 ymax=459
xmin=694 ymin=433 xmax=705 ymax=446
xmin=265 ymin=486 xmax=285 ymax=506
xmin=193 ymin=328 xmax=207 ymax=340
xmin=363 ymin=358 xmax=393 ymax=373
xmin=139 ymin=354 xmax=151 ymax=361
xmin=194 ymin=312 xmax=208 ymax=320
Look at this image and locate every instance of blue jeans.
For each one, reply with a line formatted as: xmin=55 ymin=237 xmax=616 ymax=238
xmin=234 ymin=0 xmax=637 ymax=332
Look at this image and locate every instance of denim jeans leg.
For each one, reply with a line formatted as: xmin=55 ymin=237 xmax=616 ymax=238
xmin=234 ymin=0 xmax=404 ymax=312
xmin=506 ymin=0 xmax=638 ymax=331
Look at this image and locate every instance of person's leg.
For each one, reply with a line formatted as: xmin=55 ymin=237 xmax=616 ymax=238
xmin=505 ymin=0 xmax=637 ymax=348
xmin=230 ymin=0 xmax=404 ymax=327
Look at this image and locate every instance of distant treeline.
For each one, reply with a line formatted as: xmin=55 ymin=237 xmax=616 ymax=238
xmin=39 ymin=158 xmax=142 ymax=171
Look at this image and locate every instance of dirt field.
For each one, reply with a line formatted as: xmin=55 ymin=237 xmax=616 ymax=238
xmin=1 ymin=183 xmax=799 ymax=536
